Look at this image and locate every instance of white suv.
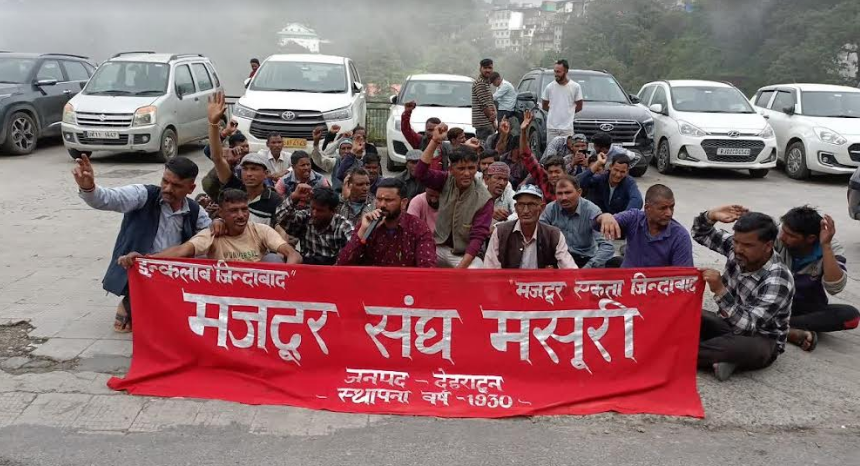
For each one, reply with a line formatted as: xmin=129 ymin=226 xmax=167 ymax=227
xmin=386 ymin=74 xmax=475 ymax=170
xmin=751 ymin=84 xmax=860 ymax=179
xmin=637 ymin=80 xmax=777 ymax=178
xmin=62 ymin=52 xmax=223 ymax=161
xmin=233 ymin=54 xmax=366 ymax=153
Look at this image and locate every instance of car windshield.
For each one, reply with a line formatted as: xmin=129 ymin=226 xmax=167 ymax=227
xmin=566 ymin=74 xmax=629 ymax=103
xmin=84 ymin=61 xmax=169 ymax=95
xmin=0 ymin=57 xmax=37 ymax=84
xmin=801 ymin=91 xmax=860 ymax=118
xmin=400 ymin=80 xmax=472 ymax=107
xmin=671 ymin=86 xmax=755 ymax=113
xmin=250 ymin=61 xmax=347 ymax=93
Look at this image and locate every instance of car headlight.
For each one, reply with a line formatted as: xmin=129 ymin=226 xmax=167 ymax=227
xmin=678 ymin=120 xmax=707 ymax=137
xmin=233 ymin=103 xmax=256 ymax=119
xmin=323 ymin=106 xmax=353 ymax=121
xmin=642 ymin=118 xmax=655 ymax=138
xmin=63 ymin=103 xmax=76 ymax=124
xmin=814 ymin=127 xmax=847 ymax=145
xmin=758 ymin=124 xmax=775 ymax=139
xmin=133 ymin=106 xmax=157 ymax=127
xmin=394 ymin=119 xmax=401 ymax=131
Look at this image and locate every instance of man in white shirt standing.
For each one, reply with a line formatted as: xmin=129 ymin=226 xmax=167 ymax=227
xmin=541 ymin=59 xmax=584 ymax=142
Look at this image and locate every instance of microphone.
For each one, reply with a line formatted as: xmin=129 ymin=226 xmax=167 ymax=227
xmin=360 ymin=213 xmax=384 ymax=244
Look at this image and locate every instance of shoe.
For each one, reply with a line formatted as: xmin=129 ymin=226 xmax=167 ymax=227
xmin=713 ymin=362 xmax=737 ymax=382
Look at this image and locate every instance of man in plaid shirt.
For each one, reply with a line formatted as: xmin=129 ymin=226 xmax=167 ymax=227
xmin=276 ymin=186 xmax=354 ymax=265
xmin=693 ymin=205 xmax=794 ymax=381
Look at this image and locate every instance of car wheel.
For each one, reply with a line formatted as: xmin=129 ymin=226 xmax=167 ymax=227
xmin=528 ymin=129 xmax=541 ymax=155
xmin=67 ymin=148 xmax=83 ymax=160
xmin=153 ymin=128 xmax=178 ymax=162
xmin=629 ymin=165 xmax=648 ymax=177
xmin=656 ymin=138 xmax=674 ymax=174
xmin=785 ymin=142 xmax=810 ymax=180
xmin=749 ymin=169 xmax=769 ymax=179
xmin=1 ymin=112 xmax=38 ymax=155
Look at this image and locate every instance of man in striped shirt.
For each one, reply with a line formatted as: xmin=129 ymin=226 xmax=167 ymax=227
xmin=472 ymin=58 xmax=497 ymax=142
xmin=694 ymin=206 xmax=794 ymax=381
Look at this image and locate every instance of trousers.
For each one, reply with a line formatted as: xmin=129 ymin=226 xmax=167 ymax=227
xmin=790 ymin=303 xmax=860 ymax=332
xmin=436 ymin=245 xmax=484 ymax=269
xmin=698 ymin=311 xmax=778 ymax=370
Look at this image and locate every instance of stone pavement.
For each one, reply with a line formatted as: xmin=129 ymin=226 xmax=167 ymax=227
xmin=0 ymin=142 xmax=858 ymax=461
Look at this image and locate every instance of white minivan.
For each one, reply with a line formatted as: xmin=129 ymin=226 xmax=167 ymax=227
xmin=637 ymin=80 xmax=777 ymax=178
xmin=751 ymin=84 xmax=860 ymax=179
xmin=232 ymin=54 xmax=366 ymax=153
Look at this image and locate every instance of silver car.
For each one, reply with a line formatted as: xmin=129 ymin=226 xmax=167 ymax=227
xmin=61 ymin=52 xmax=223 ymax=161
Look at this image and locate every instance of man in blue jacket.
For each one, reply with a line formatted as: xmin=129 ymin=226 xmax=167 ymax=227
xmin=576 ymin=152 xmax=643 ymax=214
xmin=73 ymin=153 xmax=211 ymax=333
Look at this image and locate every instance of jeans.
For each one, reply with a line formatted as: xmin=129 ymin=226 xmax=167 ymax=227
xmin=790 ymin=303 xmax=860 ymax=332
xmin=436 ymin=245 xmax=484 ymax=269
xmin=698 ymin=311 xmax=778 ymax=370
xmin=547 ymin=128 xmax=574 ymax=141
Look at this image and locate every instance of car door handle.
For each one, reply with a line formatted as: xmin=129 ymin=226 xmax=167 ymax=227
xmin=194 ymin=97 xmax=200 ymax=102
xmin=63 ymin=89 xmax=72 ymax=95
xmin=763 ymin=115 xmax=770 ymax=119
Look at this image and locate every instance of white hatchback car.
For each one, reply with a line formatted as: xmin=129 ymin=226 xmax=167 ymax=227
xmin=386 ymin=74 xmax=474 ymax=170
xmin=637 ymin=80 xmax=777 ymax=178
xmin=751 ymin=84 xmax=860 ymax=179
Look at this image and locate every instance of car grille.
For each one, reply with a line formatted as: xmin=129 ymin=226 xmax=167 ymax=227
xmin=392 ymin=140 xmax=409 ymax=156
xmin=701 ymin=139 xmax=765 ymax=163
xmin=848 ymin=143 xmax=860 ymax=162
xmin=574 ymin=120 xmax=641 ymax=143
xmin=249 ymin=109 xmax=325 ymax=140
xmin=76 ymin=133 xmax=130 ymax=146
xmin=75 ymin=112 xmax=133 ymax=128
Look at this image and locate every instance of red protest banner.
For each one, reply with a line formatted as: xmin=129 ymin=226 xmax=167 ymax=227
xmin=108 ymin=259 xmax=705 ymax=418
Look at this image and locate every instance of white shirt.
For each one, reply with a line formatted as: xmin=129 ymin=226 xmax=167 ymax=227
xmin=259 ymin=149 xmax=289 ymax=176
xmin=541 ymin=80 xmax=583 ymax=131
xmin=484 ymin=220 xmax=578 ymax=269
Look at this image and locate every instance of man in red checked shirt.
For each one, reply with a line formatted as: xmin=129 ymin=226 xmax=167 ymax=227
xmin=518 ymin=110 xmax=565 ymax=203
xmin=337 ymin=178 xmax=436 ymax=268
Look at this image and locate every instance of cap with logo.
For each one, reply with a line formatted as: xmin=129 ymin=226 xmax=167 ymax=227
xmin=513 ymin=184 xmax=543 ymax=201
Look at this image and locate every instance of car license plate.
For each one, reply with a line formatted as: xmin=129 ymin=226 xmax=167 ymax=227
xmin=716 ymin=147 xmax=751 ymax=156
xmin=86 ymin=131 xmax=119 ymax=139
xmin=284 ymin=138 xmax=307 ymax=149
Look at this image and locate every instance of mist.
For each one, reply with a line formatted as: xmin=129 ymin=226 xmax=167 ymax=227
xmin=0 ymin=0 xmax=477 ymax=95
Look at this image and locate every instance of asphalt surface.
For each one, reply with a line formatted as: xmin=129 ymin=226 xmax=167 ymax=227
xmin=0 ymin=138 xmax=858 ymax=465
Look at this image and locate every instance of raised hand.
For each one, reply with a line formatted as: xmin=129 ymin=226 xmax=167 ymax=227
xmin=342 ymin=174 xmax=353 ymax=199
xmin=464 ymin=137 xmax=481 ymax=150
xmin=72 ymin=153 xmax=95 ymax=190
xmin=820 ymin=214 xmax=835 ymax=245
xmin=499 ymin=118 xmax=510 ymax=135
xmin=207 ymin=91 xmax=227 ymax=125
xmin=312 ymin=126 xmax=324 ymax=144
xmin=707 ymin=205 xmax=749 ymax=224
xmin=590 ymin=152 xmax=607 ymax=173
xmin=431 ymin=124 xmax=449 ymax=144
xmin=405 ymin=101 xmax=417 ymax=112
xmin=521 ymin=110 xmax=533 ymax=130
xmin=330 ymin=124 xmax=341 ymax=135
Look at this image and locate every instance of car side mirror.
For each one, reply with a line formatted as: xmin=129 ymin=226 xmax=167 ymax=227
xmin=243 ymin=78 xmax=251 ymax=89
xmin=649 ymin=103 xmax=664 ymax=115
xmin=389 ymin=94 xmax=397 ymax=105
xmin=629 ymin=94 xmax=641 ymax=104
xmin=517 ymin=91 xmax=536 ymax=102
xmin=354 ymin=82 xmax=364 ymax=94
xmin=176 ymin=88 xmax=184 ymax=99
xmin=783 ymin=105 xmax=796 ymax=116
xmin=35 ymin=78 xmax=58 ymax=87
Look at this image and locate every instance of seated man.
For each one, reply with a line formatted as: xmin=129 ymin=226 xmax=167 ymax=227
xmin=277 ymin=186 xmax=354 ymax=265
xmin=275 ymin=150 xmax=330 ymax=205
xmin=362 ymin=152 xmax=382 ymax=195
xmin=118 ymin=189 xmax=301 ymax=266
xmin=591 ymin=131 xmax=641 ymax=167
xmin=519 ymin=111 xmax=564 ymax=202
xmin=337 ymin=168 xmax=374 ymax=227
xmin=577 ymin=152 xmax=643 ymax=214
xmin=260 ymin=132 xmax=290 ymax=182
xmin=395 ymin=150 xmax=426 ymax=200
xmin=483 ymin=162 xmax=516 ymax=225
xmin=541 ymin=132 xmax=586 ymax=164
xmin=202 ymin=132 xmax=247 ymax=201
xmin=400 ymin=100 xmax=450 ymax=170
xmin=74 ymin=154 xmax=210 ymax=333
xmin=415 ymin=124 xmax=493 ymax=269
xmin=693 ymin=206 xmax=794 ymax=381
xmin=334 ymin=134 xmax=371 ymax=185
xmin=214 ymin=152 xmax=283 ymax=228
xmin=541 ymin=176 xmax=614 ymax=268
xmin=337 ymin=178 xmax=436 ymax=268
xmin=407 ymin=186 xmax=441 ymax=233
xmin=776 ymin=206 xmax=860 ymax=351
xmin=594 ymin=184 xmax=693 ymax=268
xmin=485 ymin=185 xmax=577 ymax=269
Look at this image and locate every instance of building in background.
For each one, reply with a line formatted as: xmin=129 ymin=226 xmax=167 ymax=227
xmin=487 ymin=0 xmax=589 ymax=54
xmin=277 ymin=23 xmax=324 ymax=53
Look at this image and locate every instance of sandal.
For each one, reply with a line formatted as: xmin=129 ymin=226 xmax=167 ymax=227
xmin=114 ymin=305 xmax=133 ymax=334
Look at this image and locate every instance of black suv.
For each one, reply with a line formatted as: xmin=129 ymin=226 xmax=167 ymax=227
xmin=515 ymin=69 xmax=654 ymax=177
xmin=0 ymin=52 xmax=96 ymax=155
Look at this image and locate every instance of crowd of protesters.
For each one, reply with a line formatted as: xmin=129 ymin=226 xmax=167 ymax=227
xmin=72 ymin=57 xmax=858 ymax=383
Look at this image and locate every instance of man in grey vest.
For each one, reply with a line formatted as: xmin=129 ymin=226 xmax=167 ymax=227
xmin=415 ymin=123 xmax=494 ymax=268
xmin=73 ymin=154 xmax=210 ymax=333
xmin=484 ymin=185 xmax=577 ymax=269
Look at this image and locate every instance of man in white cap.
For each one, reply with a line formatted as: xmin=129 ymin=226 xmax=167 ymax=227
xmin=484 ymin=185 xmax=578 ymax=269
xmin=217 ymin=151 xmax=283 ymax=228
xmin=396 ymin=149 xmax=426 ymax=201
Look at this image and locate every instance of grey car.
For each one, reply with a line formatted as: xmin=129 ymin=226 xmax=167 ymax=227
xmin=0 ymin=52 xmax=96 ymax=155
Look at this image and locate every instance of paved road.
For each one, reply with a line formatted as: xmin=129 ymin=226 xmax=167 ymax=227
xmin=0 ymin=140 xmax=858 ymax=465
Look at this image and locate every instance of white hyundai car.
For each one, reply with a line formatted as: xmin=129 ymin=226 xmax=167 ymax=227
xmin=386 ymin=74 xmax=474 ymax=170
xmin=751 ymin=83 xmax=860 ymax=179
xmin=637 ymin=80 xmax=777 ymax=178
